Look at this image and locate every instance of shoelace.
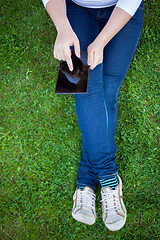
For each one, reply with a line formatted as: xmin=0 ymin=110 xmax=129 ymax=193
xmin=77 ymin=190 xmax=96 ymax=209
xmin=101 ymin=190 xmax=120 ymax=212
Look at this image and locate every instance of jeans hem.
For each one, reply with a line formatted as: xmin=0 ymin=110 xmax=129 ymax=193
xmin=98 ymin=171 xmax=118 ymax=179
xmin=76 ymin=181 xmax=96 ymax=191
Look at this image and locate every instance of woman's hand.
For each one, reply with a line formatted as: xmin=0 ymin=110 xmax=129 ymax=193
xmin=87 ymin=38 xmax=105 ymax=70
xmin=54 ymin=26 xmax=81 ymax=71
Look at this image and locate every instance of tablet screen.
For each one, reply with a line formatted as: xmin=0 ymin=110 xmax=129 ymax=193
xmin=55 ymin=50 xmax=89 ymax=94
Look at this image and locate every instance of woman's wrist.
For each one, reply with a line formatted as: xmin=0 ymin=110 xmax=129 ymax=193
xmin=56 ymin=18 xmax=72 ymax=34
xmin=95 ymin=34 xmax=109 ymax=48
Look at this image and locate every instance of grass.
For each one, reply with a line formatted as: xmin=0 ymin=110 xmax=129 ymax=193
xmin=0 ymin=0 xmax=160 ymax=239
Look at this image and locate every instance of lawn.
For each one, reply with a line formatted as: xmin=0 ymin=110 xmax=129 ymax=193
xmin=0 ymin=0 xmax=159 ymax=239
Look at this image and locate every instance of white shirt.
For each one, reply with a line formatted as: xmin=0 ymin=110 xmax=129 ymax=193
xmin=42 ymin=0 xmax=142 ymax=17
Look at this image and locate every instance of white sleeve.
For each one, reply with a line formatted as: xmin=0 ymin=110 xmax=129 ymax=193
xmin=42 ymin=0 xmax=66 ymax=8
xmin=42 ymin=0 xmax=50 ymax=8
xmin=116 ymin=0 xmax=142 ymax=16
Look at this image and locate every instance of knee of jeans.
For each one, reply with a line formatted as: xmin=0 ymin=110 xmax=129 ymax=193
xmin=104 ymin=90 xmax=118 ymax=109
xmin=103 ymin=76 xmax=124 ymax=109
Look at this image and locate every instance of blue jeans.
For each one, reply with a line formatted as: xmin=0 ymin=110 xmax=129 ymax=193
xmin=66 ymin=0 xmax=144 ymax=190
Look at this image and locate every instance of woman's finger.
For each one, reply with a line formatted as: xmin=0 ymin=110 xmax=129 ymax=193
xmin=54 ymin=49 xmax=61 ymax=61
xmin=90 ymin=51 xmax=103 ymax=70
xmin=87 ymin=47 xmax=94 ymax=66
xmin=59 ymin=47 xmax=68 ymax=61
xmin=64 ymin=48 xmax=73 ymax=71
xmin=74 ymin=39 xmax=81 ymax=58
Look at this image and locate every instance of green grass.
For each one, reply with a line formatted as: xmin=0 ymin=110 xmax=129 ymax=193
xmin=0 ymin=0 xmax=160 ymax=239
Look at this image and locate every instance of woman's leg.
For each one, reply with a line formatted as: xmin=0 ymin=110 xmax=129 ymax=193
xmin=66 ymin=0 xmax=103 ymax=190
xmin=98 ymin=2 xmax=144 ymax=181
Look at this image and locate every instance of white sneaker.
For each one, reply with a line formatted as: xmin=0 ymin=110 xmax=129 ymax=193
xmin=101 ymin=175 xmax=127 ymax=231
xmin=72 ymin=186 xmax=96 ymax=225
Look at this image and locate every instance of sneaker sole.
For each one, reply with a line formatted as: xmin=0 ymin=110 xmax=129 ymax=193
xmin=105 ymin=202 xmax=127 ymax=231
xmin=72 ymin=211 xmax=96 ymax=225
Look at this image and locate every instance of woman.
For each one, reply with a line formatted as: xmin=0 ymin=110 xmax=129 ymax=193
xmin=42 ymin=0 xmax=144 ymax=231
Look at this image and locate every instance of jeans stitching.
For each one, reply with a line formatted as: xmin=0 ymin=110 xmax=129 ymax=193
xmin=96 ymin=9 xmax=108 ymax=20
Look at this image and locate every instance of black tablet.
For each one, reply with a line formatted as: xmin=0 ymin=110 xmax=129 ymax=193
xmin=55 ymin=50 xmax=89 ymax=94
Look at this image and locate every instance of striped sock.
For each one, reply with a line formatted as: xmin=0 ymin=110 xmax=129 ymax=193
xmin=99 ymin=176 xmax=119 ymax=190
xmin=78 ymin=186 xmax=85 ymax=191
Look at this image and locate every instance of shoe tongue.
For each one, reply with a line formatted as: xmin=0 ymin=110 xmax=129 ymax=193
xmin=101 ymin=187 xmax=112 ymax=193
xmin=83 ymin=186 xmax=94 ymax=193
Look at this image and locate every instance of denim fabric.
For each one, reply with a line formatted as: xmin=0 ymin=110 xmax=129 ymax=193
xmin=66 ymin=0 xmax=144 ymax=190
